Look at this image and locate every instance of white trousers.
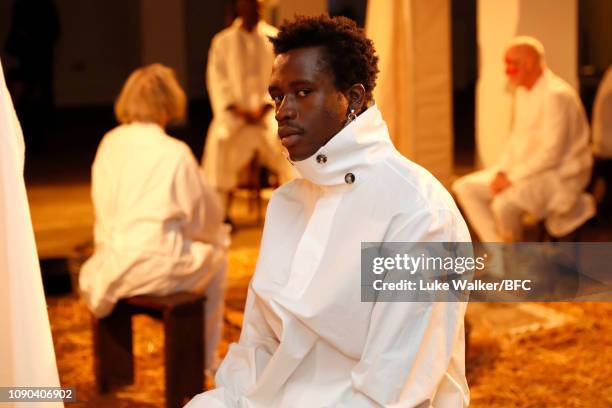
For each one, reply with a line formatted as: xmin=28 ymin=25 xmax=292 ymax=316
xmin=203 ymin=115 xmax=295 ymax=193
xmin=452 ymin=168 xmax=553 ymax=242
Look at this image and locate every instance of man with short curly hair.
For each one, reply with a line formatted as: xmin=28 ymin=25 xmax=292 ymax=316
xmin=187 ymin=15 xmax=469 ymax=408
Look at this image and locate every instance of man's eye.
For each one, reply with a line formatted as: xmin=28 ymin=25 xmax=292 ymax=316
xmin=272 ymin=95 xmax=283 ymax=103
xmin=297 ymin=89 xmax=311 ymax=97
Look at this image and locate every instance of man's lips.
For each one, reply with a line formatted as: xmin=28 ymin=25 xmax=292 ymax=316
xmin=278 ymin=126 xmax=304 ymax=148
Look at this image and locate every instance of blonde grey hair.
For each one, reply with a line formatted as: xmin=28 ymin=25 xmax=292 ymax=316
xmin=114 ymin=63 xmax=186 ymax=125
xmin=507 ymin=36 xmax=546 ymax=68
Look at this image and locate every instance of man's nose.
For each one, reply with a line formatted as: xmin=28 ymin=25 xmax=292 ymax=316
xmin=275 ymin=96 xmax=297 ymax=122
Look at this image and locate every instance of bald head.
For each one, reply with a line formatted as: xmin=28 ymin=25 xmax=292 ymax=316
xmin=504 ymin=36 xmax=545 ymax=89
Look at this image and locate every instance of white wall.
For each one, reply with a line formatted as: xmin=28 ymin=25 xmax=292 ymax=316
xmin=476 ymin=0 xmax=578 ymax=168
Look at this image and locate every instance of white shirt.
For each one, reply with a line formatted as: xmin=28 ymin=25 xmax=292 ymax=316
xmin=80 ymin=122 xmax=228 ymax=318
xmin=592 ymin=67 xmax=612 ymax=158
xmin=202 ymin=18 xmax=295 ymax=192
xmin=494 ymin=70 xmax=595 ymax=235
xmin=188 ymin=105 xmax=470 ymax=407
xmin=498 ymin=70 xmax=592 ymax=204
xmin=207 ymin=18 xmax=277 ymax=117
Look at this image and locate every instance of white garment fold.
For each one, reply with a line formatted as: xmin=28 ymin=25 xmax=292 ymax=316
xmin=0 ymin=59 xmax=63 ymax=407
xmin=592 ymin=67 xmax=612 ymax=159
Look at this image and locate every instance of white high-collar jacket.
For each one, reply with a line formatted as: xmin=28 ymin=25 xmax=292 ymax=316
xmin=188 ymin=105 xmax=470 ymax=407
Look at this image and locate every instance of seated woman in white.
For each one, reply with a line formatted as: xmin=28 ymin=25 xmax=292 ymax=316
xmin=79 ymin=64 xmax=229 ymax=370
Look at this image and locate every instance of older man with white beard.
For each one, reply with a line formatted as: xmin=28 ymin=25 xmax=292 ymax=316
xmin=453 ymin=37 xmax=594 ymax=242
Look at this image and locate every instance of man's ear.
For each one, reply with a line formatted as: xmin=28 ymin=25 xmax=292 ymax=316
xmin=345 ymin=83 xmax=367 ymax=113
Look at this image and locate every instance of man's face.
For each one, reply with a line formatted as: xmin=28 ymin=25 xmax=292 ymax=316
xmin=268 ymin=46 xmax=349 ymax=161
xmin=504 ymin=46 xmax=535 ymax=88
xmin=236 ymin=0 xmax=261 ymax=25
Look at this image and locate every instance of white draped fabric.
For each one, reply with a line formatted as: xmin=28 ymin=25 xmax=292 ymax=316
xmin=0 ymin=59 xmax=63 ymax=407
xmin=592 ymin=67 xmax=612 ymax=159
xmin=366 ymin=0 xmax=453 ymax=184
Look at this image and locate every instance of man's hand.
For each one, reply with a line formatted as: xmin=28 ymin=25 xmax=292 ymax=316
xmin=244 ymin=104 xmax=273 ymax=124
xmin=490 ymin=172 xmax=512 ymax=195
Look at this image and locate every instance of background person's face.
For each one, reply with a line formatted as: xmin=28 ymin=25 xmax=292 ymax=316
xmin=268 ymin=46 xmax=349 ymax=161
xmin=236 ymin=0 xmax=261 ymax=26
xmin=504 ymin=46 xmax=536 ymax=88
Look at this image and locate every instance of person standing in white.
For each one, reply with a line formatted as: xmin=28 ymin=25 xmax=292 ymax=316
xmin=187 ymin=15 xmax=469 ymax=408
xmin=202 ymin=0 xmax=294 ymax=206
xmin=453 ymin=37 xmax=595 ymax=242
xmin=79 ymin=64 xmax=229 ymax=370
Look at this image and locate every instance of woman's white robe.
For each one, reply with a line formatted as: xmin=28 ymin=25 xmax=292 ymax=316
xmin=79 ymin=122 xmax=229 ymax=368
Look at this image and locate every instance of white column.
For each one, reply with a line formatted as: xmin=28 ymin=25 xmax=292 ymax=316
xmin=140 ymin=0 xmax=187 ymax=87
xmin=367 ymin=0 xmax=454 ymax=184
xmin=476 ymin=0 xmax=578 ymax=168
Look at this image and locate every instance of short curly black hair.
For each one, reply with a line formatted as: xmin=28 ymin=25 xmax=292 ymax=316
xmin=269 ymin=15 xmax=379 ymax=102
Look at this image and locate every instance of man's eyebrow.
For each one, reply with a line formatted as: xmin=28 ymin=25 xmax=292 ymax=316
xmin=289 ymin=80 xmax=314 ymax=87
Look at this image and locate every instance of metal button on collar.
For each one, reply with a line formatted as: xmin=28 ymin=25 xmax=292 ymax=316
xmin=316 ymin=154 xmax=327 ymax=164
xmin=344 ymin=172 xmax=355 ymax=184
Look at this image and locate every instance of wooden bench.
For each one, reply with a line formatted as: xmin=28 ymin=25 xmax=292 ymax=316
xmin=92 ymin=292 xmax=205 ymax=408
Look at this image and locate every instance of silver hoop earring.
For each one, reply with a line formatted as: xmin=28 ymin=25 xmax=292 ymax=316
xmin=345 ymin=108 xmax=357 ymax=127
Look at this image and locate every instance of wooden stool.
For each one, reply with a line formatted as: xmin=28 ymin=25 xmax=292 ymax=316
xmin=93 ymin=292 xmax=205 ymax=408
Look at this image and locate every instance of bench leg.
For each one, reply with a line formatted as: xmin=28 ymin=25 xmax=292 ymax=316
xmin=92 ymin=304 xmax=134 ymax=392
xmin=164 ymin=301 xmax=204 ymax=408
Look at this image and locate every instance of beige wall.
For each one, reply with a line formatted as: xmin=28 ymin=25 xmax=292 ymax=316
xmin=270 ymin=0 xmax=327 ymax=25
xmin=367 ymin=0 xmax=454 ymax=184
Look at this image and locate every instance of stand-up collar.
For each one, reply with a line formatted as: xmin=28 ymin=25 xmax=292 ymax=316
xmin=292 ymin=104 xmax=394 ymax=187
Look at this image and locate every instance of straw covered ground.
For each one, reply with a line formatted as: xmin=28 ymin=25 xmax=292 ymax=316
xmin=48 ymin=242 xmax=612 ymax=407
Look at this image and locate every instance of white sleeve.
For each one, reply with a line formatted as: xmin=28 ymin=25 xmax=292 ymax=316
xmin=497 ymin=133 xmax=515 ymax=173
xmin=206 ymin=36 xmax=236 ymax=118
xmin=206 ymin=284 xmax=279 ymax=405
xmin=174 ymin=149 xmax=226 ymax=245
xmin=337 ymin=209 xmax=469 ymax=407
xmin=509 ymin=94 xmax=569 ymax=182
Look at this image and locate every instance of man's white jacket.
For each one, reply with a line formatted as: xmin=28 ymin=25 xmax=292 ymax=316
xmin=188 ymin=105 xmax=470 ymax=407
xmin=497 ymin=69 xmax=594 ymax=236
xmin=202 ymin=19 xmax=291 ymax=191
